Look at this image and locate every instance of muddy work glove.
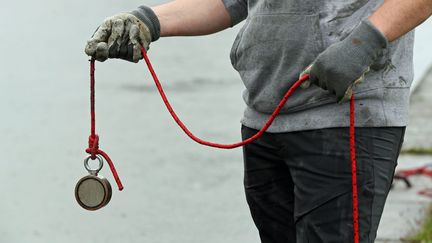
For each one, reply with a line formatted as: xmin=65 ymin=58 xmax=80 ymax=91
xmin=301 ymin=20 xmax=388 ymax=102
xmin=85 ymin=6 xmax=160 ymax=62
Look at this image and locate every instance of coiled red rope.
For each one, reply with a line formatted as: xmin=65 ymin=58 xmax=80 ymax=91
xmin=86 ymin=47 xmax=359 ymax=242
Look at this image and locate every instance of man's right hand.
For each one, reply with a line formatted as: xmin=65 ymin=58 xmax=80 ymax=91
xmin=85 ymin=6 xmax=160 ymax=63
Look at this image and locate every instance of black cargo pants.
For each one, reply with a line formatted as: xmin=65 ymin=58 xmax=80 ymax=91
xmin=241 ymin=125 xmax=405 ymax=243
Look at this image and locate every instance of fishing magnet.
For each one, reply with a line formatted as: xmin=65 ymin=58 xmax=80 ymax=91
xmin=75 ymin=155 xmax=112 ymax=211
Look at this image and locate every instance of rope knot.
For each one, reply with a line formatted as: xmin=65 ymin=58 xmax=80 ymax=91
xmin=87 ymin=134 xmax=99 ymax=159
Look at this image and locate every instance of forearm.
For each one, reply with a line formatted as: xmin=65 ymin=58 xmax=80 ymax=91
xmin=151 ymin=0 xmax=232 ymax=37
xmin=369 ymin=0 xmax=432 ymax=41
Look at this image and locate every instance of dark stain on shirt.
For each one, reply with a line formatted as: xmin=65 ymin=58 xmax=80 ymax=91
xmin=352 ymin=38 xmax=363 ymax=45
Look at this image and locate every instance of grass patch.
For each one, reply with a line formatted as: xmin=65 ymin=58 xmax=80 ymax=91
xmin=409 ymin=205 xmax=432 ymax=243
xmin=401 ymin=147 xmax=432 ymax=155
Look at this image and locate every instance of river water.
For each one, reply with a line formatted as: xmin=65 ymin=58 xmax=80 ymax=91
xmin=0 ymin=1 xmax=430 ymax=243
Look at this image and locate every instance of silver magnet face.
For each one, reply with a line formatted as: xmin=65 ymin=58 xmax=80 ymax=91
xmin=75 ymin=175 xmax=112 ymax=210
xmin=75 ymin=155 xmax=112 ymax=211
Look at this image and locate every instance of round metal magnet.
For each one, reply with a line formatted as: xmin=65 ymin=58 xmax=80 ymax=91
xmin=75 ymin=155 xmax=112 ymax=211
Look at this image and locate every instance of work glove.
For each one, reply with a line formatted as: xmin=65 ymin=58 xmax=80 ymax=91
xmin=301 ymin=20 xmax=388 ymax=102
xmin=85 ymin=6 xmax=160 ymax=62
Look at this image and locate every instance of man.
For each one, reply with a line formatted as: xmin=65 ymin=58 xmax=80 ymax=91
xmin=85 ymin=0 xmax=432 ymax=242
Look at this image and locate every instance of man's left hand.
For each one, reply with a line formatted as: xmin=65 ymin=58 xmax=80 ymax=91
xmin=301 ymin=20 xmax=388 ymax=103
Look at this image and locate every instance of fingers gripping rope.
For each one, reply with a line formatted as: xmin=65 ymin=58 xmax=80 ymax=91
xmin=86 ymin=47 xmax=359 ymax=243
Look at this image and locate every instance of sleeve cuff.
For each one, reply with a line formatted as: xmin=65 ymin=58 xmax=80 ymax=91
xmin=131 ymin=5 xmax=161 ymax=41
xmin=221 ymin=0 xmax=248 ymax=26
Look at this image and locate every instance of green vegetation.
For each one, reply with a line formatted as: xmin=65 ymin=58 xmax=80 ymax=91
xmin=409 ymin=206 xmax=432 ymax=243
xmin=401 ymin=147 xmax=432 ymax=155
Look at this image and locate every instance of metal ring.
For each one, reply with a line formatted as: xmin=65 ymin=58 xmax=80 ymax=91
xmin=84 ymin=155 xmax=104 ymax=175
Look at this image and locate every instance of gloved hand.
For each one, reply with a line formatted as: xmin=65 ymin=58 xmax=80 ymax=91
xmin=85 ymin=6 xmax=160 ymax=62
xmin=301 ymin=20 xmax=388 ymax=102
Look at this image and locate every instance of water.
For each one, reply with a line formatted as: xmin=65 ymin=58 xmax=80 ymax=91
xmin=0 ymin=1 xmax=430 ymax=243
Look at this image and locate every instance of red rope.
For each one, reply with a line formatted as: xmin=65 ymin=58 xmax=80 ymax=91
xmin=140 ymin=47 xmax=359 ymax=241
xmin=86 ymin=48 xmax=359 ymax=241
xmin=86 ymin=59 xmax=124 ymax=191
xmin=140 ymin=47 xmax=307 ymax=148
xmin=350 ymin=95 xmax=359 ymax=243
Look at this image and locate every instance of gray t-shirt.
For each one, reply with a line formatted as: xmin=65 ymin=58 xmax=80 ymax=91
xmin=222 ymin=0 xmax=414 ymax=132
